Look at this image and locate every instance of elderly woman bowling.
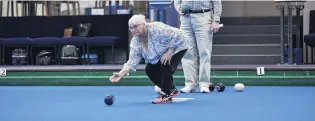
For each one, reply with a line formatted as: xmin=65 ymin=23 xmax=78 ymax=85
xmin=109 ymin=14 xmax=189 ymax=104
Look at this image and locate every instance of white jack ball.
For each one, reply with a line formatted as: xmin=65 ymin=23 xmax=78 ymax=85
xmin=154 ymin=85 xmax=162 ymax=94
xmin=234 ymin=83 xmax=245 ymax=92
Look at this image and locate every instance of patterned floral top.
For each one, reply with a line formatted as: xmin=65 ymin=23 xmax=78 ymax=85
xmin=123 ymin=22 xmax=189 ymax=72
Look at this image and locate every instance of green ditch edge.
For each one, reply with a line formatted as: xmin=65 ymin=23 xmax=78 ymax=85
xmin=0 ymin=70 xmax=314 ymax=86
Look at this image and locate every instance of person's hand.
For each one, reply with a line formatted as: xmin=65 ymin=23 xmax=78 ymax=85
xmin=178 ymin=8 xmax=189 ymax=16
xmin=211 ymin=22 xmax=220 ymax=33
xmin=180 ymin=12 xmax=189 ymax=16
xmin=110 ymin=68 xmax=129 ymax=83
xmin=160 ymin=51 xmax=172 ymax=65
xmin=110 ymin=72 xmax=123 ymax=83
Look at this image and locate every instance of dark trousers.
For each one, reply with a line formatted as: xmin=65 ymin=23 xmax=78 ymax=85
xmin=145 ymin=49 xmax=187 ymax=95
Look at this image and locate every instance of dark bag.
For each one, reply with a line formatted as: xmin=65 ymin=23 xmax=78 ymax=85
xmin=36 ymin=50 xmax=52 ymax=65
xmin=12 ymin=48 xmax=27 ymax=65
xmin=60 ymin=45 xmax=79 ymax=65
xmin=61 ymin=45 xmax=78 ymax=57
xmin=78 ymin=23 xmax=91 ymax=37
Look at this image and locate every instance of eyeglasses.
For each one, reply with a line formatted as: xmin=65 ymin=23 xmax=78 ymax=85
xmin=129 ymin=24 xmax=142 ymax=31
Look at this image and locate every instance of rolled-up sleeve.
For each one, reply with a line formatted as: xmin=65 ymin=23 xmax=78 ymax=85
xmin=123 ymin=38 xmax=142 ymax=72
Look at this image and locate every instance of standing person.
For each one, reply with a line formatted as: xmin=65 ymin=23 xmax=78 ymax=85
xmin=174 ymin=0 xmax=222 ymax=93
xmin=109 ymin=14 xmax=189 ymax=104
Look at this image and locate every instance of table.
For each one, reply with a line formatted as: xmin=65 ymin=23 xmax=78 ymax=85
xmin=0 ymin=86 xmax=314 ymax=121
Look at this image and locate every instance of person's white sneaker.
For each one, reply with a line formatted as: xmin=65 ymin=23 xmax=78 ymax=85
xmin=180 ymin=86 xmax=197 ymax=93
xmin=200 ymin=86 xmax=210 ymax=93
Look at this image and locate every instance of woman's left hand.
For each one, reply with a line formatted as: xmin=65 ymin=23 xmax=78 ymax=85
xmin=160 ymin=52 xmax=172 ymax=65
xmin=211 ymin=22 xmax=220 ymax=33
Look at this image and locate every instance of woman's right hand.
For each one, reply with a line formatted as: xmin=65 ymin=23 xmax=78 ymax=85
xmin=110 ymin=72 xmax=122 ymax=83
xmin=109 ymin=68 xmax=129 ymax=83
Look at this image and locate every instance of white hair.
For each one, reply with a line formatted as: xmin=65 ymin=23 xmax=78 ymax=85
xmin=128 ymin=14 xmax=146 ymax=27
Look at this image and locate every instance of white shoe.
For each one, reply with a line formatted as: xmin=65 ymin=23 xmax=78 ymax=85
xmin=200 ymin=87 xmax=210 ymax=93
xmin=180 ymin=86 xmax=197 ymax=93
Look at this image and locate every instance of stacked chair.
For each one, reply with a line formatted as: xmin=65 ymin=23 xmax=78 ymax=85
xmin=304 ymin=10 xmax=315 ymax=64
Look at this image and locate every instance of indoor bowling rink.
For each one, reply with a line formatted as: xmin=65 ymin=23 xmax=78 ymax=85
xmin=0 ymin=85 xmax=314 ymax=121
